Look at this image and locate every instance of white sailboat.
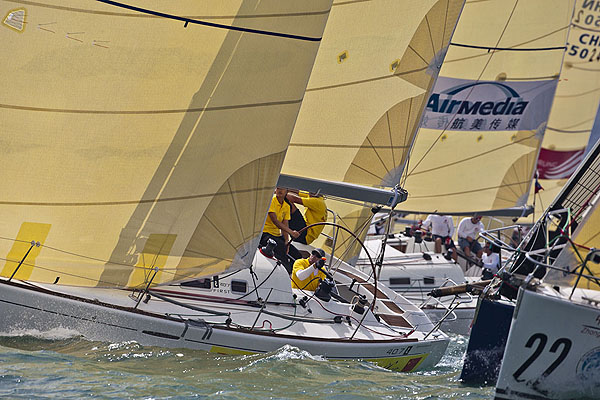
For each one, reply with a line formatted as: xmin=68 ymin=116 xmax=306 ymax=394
xmin=492 ymin=138 xmax=600 ymax=399
xmin=0 ymin=1 xmax=451 ymax=371
xmin=459 ymin=0 xmax=600 ymax=387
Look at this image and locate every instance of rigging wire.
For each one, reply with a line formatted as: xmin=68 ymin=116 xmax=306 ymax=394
xmin=96 ymin=0 xmax=325 ymax=42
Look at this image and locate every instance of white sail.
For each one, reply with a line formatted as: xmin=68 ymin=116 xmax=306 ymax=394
xmin=399 ymin=0 xmax=575 ymax=215
xmin=0 ymin=0 xmax=332 ymax=287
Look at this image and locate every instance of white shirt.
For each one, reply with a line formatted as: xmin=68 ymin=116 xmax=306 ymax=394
xmin=457 ymin=217 xmax=484 ymax=239
xmin=482 ymin=252 xmax=500 ymax=272
xmin=422 ymin=214 xmax=454 ymax=237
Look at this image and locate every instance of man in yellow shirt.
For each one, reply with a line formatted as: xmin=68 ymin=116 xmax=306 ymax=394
xmin=291 ymin=248 xmax=327 ymax=291
xmin=285 ymin=191 xmax=327 ymax=245
xmin=260 ymin=188 xmax=299 ymax=272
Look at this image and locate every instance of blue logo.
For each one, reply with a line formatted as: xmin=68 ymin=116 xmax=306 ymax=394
xmin=426 ymin=82 xmax=528 ymax=116
xmin=576 ymin=346 xmax=600 ymax=394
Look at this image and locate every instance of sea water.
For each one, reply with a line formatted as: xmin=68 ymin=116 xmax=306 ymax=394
xmin=0 ymin=329 xmax=492 ymax=399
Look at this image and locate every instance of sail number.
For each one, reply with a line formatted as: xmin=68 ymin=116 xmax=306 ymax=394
xmin=574 ymin=9 xmax=600 ymax=28
xmin=568 ymin=44 xmax=600 ymax=62
xmin=386 ymin=346 xmax=412 ymax=356
xmin=512 ymin=333 xmax=572 ymax=383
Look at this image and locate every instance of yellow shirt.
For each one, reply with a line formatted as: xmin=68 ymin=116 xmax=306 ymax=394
xmin=291 ymin=258 xmax=327 ymax=291
xmin=262 ymin=196 xmax=291 ymax=236
xmin=299 ymin=192 xmax=327 ymax=244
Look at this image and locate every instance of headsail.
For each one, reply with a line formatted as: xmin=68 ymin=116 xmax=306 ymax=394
xmin=280 ymin=0 xmax=464 ymax=260
xmin=530 ymin=0 xmax=600 ymax=218
xmin=0 ymin=0 xmax=332 ymax=287
xmin=399 ymin=0 xmax=575 ymax=216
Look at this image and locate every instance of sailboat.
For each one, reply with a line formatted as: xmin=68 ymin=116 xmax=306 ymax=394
xmin=480 ymin=138 xmax=600 ymax=399
xmin=0 ymin=1 xmax=451 ymax=371
xmin=459 ymin=0 xmax=600 ymax=386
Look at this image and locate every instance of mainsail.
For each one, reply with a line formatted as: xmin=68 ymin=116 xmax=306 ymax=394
xmin=398 ymin=0 xmax=575 ymax=216
xmin=280 ymin=0 xmax=464 ymax=260
xmin=0 ymin=0 xmax=332 ymax=287
xmin=529 ymin=0 xmax=600 ymax=218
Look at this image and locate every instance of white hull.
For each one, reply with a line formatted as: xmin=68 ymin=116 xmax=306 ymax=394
xmin=495 ymin=288 xmax=600 ymax=399
xmin=0 ymin=251 xmax=449 ymax=372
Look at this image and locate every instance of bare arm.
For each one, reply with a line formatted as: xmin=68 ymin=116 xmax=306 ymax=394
xmin=268 ymin=212 xmax=298 ymax=239
xmin=286 ymin=192 xmax=304 ymax=205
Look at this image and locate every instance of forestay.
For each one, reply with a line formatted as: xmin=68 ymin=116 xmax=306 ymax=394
xmin=280 ymin=0 xmax=464 ymax=260
xmin=399 ymin=0 xmax=575 ymax=215
xmin=0 ymin=0 xmax=331 ymax=288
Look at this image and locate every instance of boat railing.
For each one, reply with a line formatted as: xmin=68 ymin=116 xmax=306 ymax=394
xmin=523 ymin=247 xmax=600 ymax=299
xmin=419 ymin=278 xmax=474 ymax=321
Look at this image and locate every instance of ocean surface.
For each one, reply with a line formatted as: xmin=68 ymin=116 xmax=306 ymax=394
xmin=0 ymin=329 xmax=493 ymax=399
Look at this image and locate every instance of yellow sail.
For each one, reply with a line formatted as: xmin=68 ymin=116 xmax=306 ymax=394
xmin=0 ymin=0 xmax=332 ymax=287
xmin=399 ymin=0 xmax=575 ymax=215
xmin=538 ymin=141 xmax=600 ymax=290
xmin=529 ymin=0 xmax=600 ymax=220
xmin=553 ymin=199 xmax=600 ymax=289
xmin=281 ymin=0 xmax=464 ymax=260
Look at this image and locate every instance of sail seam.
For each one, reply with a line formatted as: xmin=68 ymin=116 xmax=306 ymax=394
xmin=307 ymin=68 xmax=428 ymax=92
xmin=0 ymin=187 xmax=276 ymax=207
xmin=289 ymin=143 xmax=410 ymax=149
xmin=408 ymin=180 xmax=531 ymax=199
xmin=408 ymin=134 xmax=537 ymax=177
xmin=545 ymin=127 xmax=590 ymax=134
xmin=555 ymin=87 xmax=600 ymax=98
xmin=0 ymin=99 xmax=303 ymax=115
xmin=450 ymin=42 xmax=566 ymax=52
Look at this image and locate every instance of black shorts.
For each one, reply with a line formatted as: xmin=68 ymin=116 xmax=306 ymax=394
xmin=433 ymin=234 xmax=455 ymax=249
xmin=288 ymin=209 xmax=308 ymax=245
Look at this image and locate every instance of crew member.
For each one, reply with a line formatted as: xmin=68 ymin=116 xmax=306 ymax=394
xmin=291 ymin=248 xmax=327 ymax=291
xmin=457 ymin=214 xmax=484 ymax=259
xmin=260 ymin=188 xmax=299 ymax=272
xmin=285 ymin=191 xmax=327 ymax=245
xmin=422 ymin=213 xmax=457 ymax=261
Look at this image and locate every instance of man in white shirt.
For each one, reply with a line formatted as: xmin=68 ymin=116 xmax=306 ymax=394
xmin=457 ymin=215 xmax=484 ymax=259
xmin=482 ymin=242 xmax=501 ymax=279
xmin=422 ymin=213 xmax=457 ymax=261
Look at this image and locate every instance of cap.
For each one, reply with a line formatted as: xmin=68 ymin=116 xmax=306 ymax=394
xmin=311 ymin=248 xmax=326 ymax=258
